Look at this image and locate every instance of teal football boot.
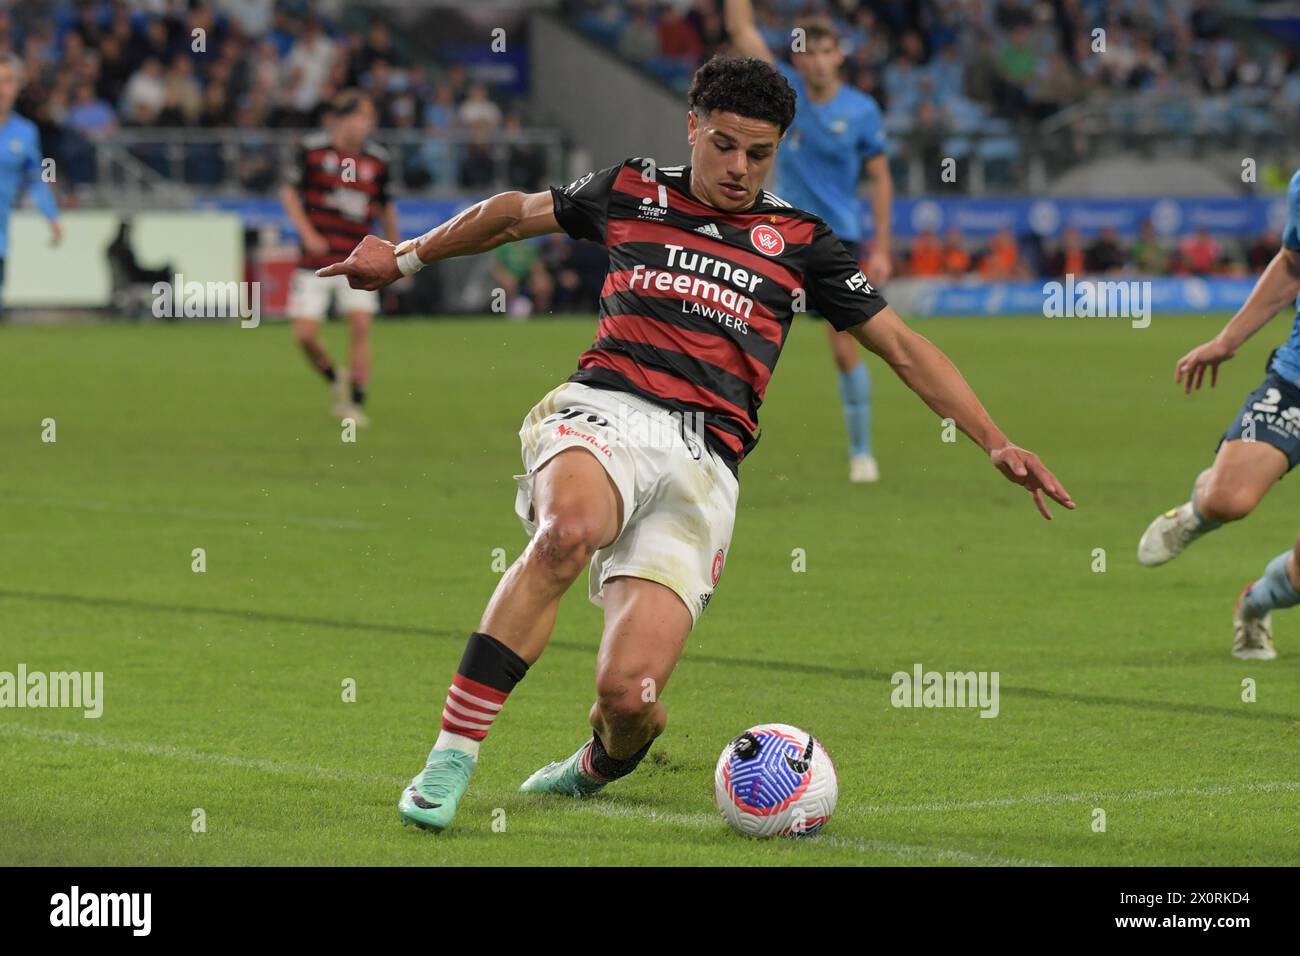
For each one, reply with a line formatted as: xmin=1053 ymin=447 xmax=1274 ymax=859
xmin=519 ymin=742 xmax=607 ymax=798
xmin=398 ymin=748 xmax=477 ymax=832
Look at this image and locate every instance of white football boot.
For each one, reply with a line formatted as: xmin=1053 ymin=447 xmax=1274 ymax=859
xmin=1233 ymin=585 xmax=1277 ymax=661
xmin=849 ymin=454 xmax=879 ymax=483
xmin=1137 ymin=502 xmax=1210 ymax=567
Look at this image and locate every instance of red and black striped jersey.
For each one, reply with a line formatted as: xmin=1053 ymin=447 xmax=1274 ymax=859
xmin=285 ymin=132 xmax=392 ymax=270
xmin=550 ymin=158 xmax=887 ymax=471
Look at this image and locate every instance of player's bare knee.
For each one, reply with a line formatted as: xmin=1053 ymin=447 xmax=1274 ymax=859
xmin=529 ymin=516 xmax=603 ymax=580
xmin=594 ymin=677 xmax=658 ymax=728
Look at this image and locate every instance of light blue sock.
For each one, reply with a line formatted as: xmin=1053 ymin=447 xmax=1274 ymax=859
xmin=838 ymin=363 xmax=871 ymax=458
xmin=1242 ymin=551 xmax=1300 ymax=619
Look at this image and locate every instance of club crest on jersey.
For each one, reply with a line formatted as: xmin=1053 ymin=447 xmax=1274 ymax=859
xmin=711 ymin=548 xmax=726 ymax=586
xmin=750 ymin=223 xmax=785 ymax=256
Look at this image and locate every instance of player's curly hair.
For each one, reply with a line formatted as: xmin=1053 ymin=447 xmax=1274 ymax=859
xmin=687 ymin=55 xmax=796 ymax=134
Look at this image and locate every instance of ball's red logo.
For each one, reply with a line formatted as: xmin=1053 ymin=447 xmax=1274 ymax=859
xmin=711 ymin=548 xmax=726 ymax=586
xmin=749 ymin=223 xmax=785 ymax=256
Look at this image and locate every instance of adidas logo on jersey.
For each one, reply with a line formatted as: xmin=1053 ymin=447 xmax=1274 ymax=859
xmin=694 ymin=223 xmax=723 ymax=240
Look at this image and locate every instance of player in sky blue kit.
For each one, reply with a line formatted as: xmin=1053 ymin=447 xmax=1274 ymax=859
xmin=0 ymin=55 xmax=62 ymax=314
xmin=726 ymin=0 xmax=892 ymax=483
xmin=1137 ymin=170 xmax=1300 ymax=660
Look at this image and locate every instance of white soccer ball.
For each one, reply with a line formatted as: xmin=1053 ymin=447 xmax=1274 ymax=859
xmin=713 ymin=723 xmax=838 ymax=838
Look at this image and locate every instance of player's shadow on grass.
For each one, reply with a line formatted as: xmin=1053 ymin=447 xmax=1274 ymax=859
xmin=3 ymin=587 xmax=1294 ymax=726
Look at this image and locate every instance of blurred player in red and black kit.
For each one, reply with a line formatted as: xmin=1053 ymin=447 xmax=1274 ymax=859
xmin=321 ymin=56 xmax=1075 ymax=833
xmin=280 ymin=89 xmax=397 ymax=426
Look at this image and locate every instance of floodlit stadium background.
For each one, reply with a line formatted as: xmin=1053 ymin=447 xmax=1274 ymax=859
xmin=5 ymin=0 xmax=1298 ymax=318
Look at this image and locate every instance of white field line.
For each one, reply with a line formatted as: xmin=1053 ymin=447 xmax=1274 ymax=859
xmin=855 ymin=781 xmax=1300 ymax=816
xmin=0 ymin=494 xmax=378 ymax=531
xmin=3 ymin=725 xmax=1052 ymax=865
xmin=0 ymin=725 xmax=408 ymax=786
xmin=564 ymin=801 xmax=1054 ymax=866
xmin=10 ymin=726 xmax=1297 ymax=865
xmin=8 ymin=724 xmax=1298 ymax=825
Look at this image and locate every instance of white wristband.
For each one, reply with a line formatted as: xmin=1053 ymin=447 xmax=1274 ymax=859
xmin=396 ymin=241 xmax=425 ymax=277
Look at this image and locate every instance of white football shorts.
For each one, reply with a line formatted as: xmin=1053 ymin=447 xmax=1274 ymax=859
xmin=287 ymin=269 xmax=378 ymax=321
xmin=514 ymin=381 xmax=739 ymax=627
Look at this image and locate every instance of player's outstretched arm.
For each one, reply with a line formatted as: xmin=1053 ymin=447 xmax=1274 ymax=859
xmin=1174 ymin=246 xmax=1300 ymax=394
xmin=724 ymin=0 xmax=774 ymax=62
xmin=317 ymin=190 xmax=562 ymax=291
xmin=850 ymin=307 xmax=1075 ymax=520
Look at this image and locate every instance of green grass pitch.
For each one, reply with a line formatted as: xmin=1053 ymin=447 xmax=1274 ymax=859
xmin=2 ymin=311 xmax=1298 ymax=866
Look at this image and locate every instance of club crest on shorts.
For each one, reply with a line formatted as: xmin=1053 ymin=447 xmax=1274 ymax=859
xmin=749 ymin=223 xmax=785 ymax=256
xmin=711 ymin=548 xmax=726 ymax=586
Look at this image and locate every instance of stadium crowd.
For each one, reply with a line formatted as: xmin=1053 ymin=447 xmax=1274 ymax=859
xmin=1 ymin=1 xmax=544 ymax=193
xmin=7 ymin=1 xmax=1296 ymax=196
xmin=2 ymin=1 xmax=1293 ymax=315
xmin=568 ymin=0 xmax=1300 ymax=135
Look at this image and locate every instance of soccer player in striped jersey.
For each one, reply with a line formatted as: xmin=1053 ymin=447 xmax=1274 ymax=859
xmin=726 ymin=0 xmax=892 ymax=483
xmin=280 ymin=90 xmax=397 ymax=426
xmin=1138 ymin=170 xmax=1300 ymax=660
xmin=321 ymin=56 xmax=1073 ymax=833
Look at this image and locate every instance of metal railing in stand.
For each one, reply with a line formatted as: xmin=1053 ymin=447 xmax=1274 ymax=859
xmin=88 ymin=137 xmax=195 ymax=208
xmin=883 ymin=117 xmax=1297 ymax=196
xmin=69 ymin=127 xmax=568 ymax=203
